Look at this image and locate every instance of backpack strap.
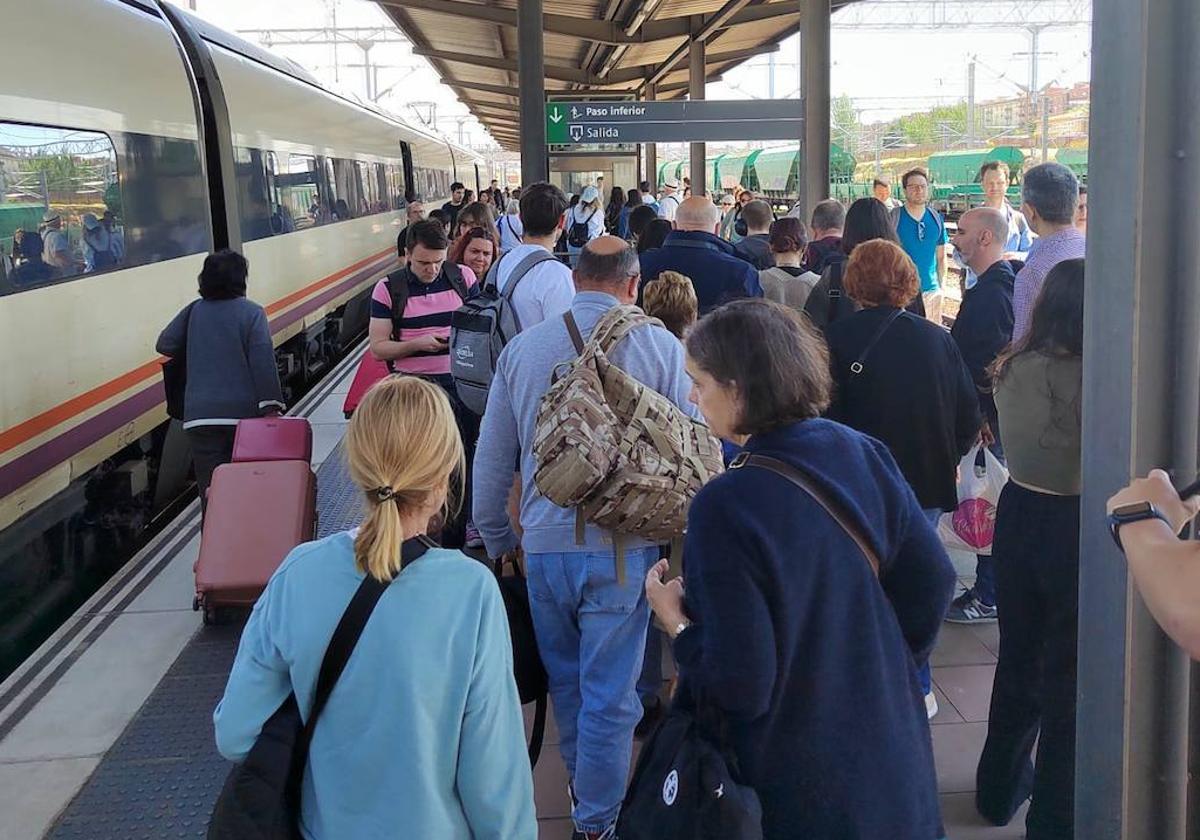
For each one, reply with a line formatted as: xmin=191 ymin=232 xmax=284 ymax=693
xmin=563 ymin=310 xmax=585 ymax=353
xmin=291 ymin=535 xmax=433 ymax=796
xmin=443 ymin=262 xmax=470 ymax=303
xmin=589 ymin=305 xmax=657 ymax=356
xmin=850 ymin=308 xmax=904 ymax=375
xmin=825 ymin=258 xmax=846 ymax=326
xmin=386 ymin=269 xmax=410 ymax=339
xmin=729 ymin=453 xmax=880 ymax=578
xmin=496 ymin=249 xmax=558 ymax=333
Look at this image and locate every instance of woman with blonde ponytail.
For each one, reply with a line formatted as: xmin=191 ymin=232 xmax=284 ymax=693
xmin=214 ymin=376 xmax=536 ymax=839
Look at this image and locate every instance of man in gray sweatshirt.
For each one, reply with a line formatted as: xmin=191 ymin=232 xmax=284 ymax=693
xmin=473 ymin=236 xmax=695 ymax=840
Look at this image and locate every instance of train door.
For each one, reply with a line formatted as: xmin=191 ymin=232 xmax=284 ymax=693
xmin=400 ymin=141 xmax=415 ymax=202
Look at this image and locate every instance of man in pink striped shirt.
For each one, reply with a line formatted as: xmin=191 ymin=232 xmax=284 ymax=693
xmin=1012 ymin=163 xmax=1086 ymax=342
xmin=368 ymin=219 xmax=479 ymax=545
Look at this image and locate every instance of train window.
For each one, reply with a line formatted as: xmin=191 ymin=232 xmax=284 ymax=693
xmin=276 ymin=154 xmax=322 ymax=229
xmin=116 ymin=133 xmax=210 ymax=264
xmin=373 ymin=163 xmax=389 ymax=214
xmin=233 ymin=147 xmax=273 ymax=242
xmin=330 ymin=158 xmax=359 ymax=220
xmin=386 ymin=164 xmax=407 ymax=210
xmin=322 ymin=157 xmax=339 ymax=212
xmin=0 ymin=122 xmax=210 ymax=295
xmin=354 ymin=161 xmax=380 ymax=216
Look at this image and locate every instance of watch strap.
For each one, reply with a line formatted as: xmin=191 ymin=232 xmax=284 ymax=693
xmin=1108 ymin=504 xmax=1174 ymax=551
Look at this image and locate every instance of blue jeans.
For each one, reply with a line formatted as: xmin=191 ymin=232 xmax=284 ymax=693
xmin=526 ymin=548 xmax=658 ymax=833
xmin=919 ymin=507 xmax=943 ymax=696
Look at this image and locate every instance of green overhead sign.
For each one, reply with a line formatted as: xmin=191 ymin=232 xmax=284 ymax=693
xmin=545 ymin=99 xmax=804 ymax=145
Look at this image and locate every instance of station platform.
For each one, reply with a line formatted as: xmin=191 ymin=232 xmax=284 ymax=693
xmin=0 ymin=347 xmax=1025 ymax=840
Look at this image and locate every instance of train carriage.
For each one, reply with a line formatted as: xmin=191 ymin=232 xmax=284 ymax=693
xmin=0 ymin=0 xmax=484 ymax=675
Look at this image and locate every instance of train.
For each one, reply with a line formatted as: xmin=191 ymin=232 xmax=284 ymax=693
xmin=0 ymin=0 xmax=496 ymax=676
xmin=658 ymin=143 xmax=1087 ymax=220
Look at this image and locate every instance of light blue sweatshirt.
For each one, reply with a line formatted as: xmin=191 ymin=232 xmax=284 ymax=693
xmin=472 ymin=291 xmax=698 ymax=558
xmin=213 ymin=532 xmax=537 ymax=840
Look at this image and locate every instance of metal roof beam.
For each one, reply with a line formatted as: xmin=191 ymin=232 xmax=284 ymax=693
xmin=377 ymin=0 xmax=800 ymax=46
xmin=412 ymin=46 xmax=665 ymax=85
xmin=641 ymin=4 xmax=800 ymax=40
xmin=449 ymin=80 xmax=521 ymax=98
xmin=645 ymin=0 xmax=756 ymax=87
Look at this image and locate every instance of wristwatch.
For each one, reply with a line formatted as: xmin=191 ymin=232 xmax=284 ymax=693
xmin=1108 ymin=501 xmax=1174 ymax=551
xmin=669 ymin=620 xmax=691 ymax=639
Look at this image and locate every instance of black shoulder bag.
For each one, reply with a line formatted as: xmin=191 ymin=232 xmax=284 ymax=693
xmin=207 ymin=536 xmax=433 ymax=840
xmin=162 ymin=301 xmax=197 ymax=421
xmin=490 ymin=552 xmax=550 ymax=767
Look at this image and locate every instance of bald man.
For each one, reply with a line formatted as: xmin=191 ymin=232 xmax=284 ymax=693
xmin=639 ymin=195 xmax=763 ymax=314
xmin=946 ymin=207 xmax=1017 ymax=623
xmin=473 ymin=234 xmax=697 ymax=838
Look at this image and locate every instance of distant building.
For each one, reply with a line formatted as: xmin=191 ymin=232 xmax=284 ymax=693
xmin=978 ymin=83 xmax=1091 ymax=132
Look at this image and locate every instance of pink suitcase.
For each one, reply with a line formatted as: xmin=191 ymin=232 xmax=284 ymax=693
xmin=232 ymin=416 xmax=313 ymax=464
xmin=342 ymin=350 xmax=390 ymax=418
xmin=194 ymin=460 xmax=316 ymax=620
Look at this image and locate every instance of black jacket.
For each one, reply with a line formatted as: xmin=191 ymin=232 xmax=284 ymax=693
xmin=732 ymin=233 xmax=775 ymax=270
xmin=950 ymin=260 xmax=1016 ymax=424
xmin=825 ymin=307 xmax=981 ymax=510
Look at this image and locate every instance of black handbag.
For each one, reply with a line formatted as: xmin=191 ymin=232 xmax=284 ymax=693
xmin=618 ymin=698 xmax=763 ymax=840
xmin=162 ymin=301 xmax=196 ymax=421
xmin=491 ymin=553 xmax=549 ymax=767
xmin=207 ymin=536 xmax=433 ymax=839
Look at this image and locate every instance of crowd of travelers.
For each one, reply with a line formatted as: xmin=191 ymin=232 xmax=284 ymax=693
xmin=4 ymin=207 xmax=125 ymax=285
xmin=154 ymin=158 xmax=1200 ymax=840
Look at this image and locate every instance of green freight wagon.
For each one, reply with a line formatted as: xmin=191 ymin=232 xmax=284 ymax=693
xmin=927 ymin=146 xmax=1025 ymax=218
xmin=1055 ymin=148 xmax=1088 ymax=183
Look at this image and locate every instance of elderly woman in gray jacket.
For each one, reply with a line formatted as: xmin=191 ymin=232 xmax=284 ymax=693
xmin=157 ymin=249 xmax=284 ymax=515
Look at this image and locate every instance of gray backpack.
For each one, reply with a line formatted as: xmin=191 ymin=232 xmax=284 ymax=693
xmin=450 ymin=248 xmax=559 ymax=415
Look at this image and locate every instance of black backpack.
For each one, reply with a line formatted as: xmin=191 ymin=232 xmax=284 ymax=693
xmin=619 ymin=701 xmax=763 ymax=840
xmin=568 ymin=208 xmax=598 ymax=248
xmin=385 ymin=263 xmax=470 ymax=373
xmin=490 ymin=554 xmax=549 ymax=767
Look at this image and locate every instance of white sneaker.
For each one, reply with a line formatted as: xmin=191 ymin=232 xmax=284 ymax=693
xmin=925 ymin=690 xmax=939 ymax=720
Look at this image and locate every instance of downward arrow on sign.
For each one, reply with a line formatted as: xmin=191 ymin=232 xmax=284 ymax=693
xmin=549 ymin=107 xmax=563 ymax=124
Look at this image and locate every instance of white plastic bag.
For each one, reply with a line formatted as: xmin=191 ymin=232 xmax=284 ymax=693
xmin=938 ymin=444 xmax=1009 ymax=556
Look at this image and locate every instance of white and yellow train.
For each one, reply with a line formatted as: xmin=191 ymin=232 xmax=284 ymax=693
xmin=0 ymin=0 xmax=492 ymax=669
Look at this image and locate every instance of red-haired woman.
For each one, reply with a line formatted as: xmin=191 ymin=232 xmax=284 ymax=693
xmin=823 ymin=239 xmax=982 ymax=719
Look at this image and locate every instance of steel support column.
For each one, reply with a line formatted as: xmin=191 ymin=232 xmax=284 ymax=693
xmin=645 ymin=83 xmax=658 ymax=191
xmin=801 ymin=0 xmax=830 ymax=215
xmin=517 ymin=0 xmax=547 ymax=185
xmin=1078 ymin=1 xmax=1200 ymax=838
xmin=688 ymin=22 xmax=706 ymax=197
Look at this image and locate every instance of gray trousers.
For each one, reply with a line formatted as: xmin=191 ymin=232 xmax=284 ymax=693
xmin=188 ymin=425 xmax=237 ymax=519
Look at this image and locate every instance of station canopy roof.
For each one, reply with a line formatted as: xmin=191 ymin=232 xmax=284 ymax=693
xmin=373 ymin=0 xmax=861 ymax=150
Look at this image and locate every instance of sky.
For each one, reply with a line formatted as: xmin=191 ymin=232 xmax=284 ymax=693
xmin=167 ymin=0 xmax=1093 ymax=151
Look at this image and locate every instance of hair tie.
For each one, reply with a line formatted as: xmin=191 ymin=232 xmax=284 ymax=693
xmin=374 ymin=486 xmax=396 ymax=503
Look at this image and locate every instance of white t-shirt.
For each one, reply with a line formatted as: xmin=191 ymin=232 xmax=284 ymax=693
xmin=498 ymin=213 xmax=524 ymax=251
xmin=494 ymin=243 xmax=576 ymax=329
xmin=657 ymin=192 xmax=681 ymax=222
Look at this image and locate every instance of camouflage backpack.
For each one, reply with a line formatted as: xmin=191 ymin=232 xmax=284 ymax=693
xmin=532 ymin=305 xmax=724 ymax=579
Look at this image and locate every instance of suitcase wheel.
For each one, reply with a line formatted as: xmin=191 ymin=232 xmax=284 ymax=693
xmin=192 ymin=596 xmax=200 ymax=612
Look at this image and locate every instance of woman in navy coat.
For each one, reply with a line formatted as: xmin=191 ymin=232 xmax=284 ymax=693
xmin=646 ymin=299 xmax=955 ymax=839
